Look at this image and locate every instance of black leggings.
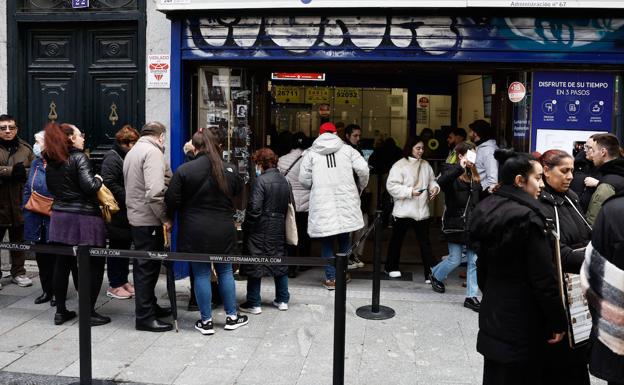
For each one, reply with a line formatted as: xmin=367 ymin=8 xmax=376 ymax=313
xmin=385 ymin=217 xmax=435 ymax=279
xmin=54 ymin=254 xmax=105 ymax=313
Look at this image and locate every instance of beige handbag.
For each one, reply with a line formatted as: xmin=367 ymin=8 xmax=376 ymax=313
xmin=285 ymin=200 xmax=298 ymax=246
xmin=97 ymin=183 xmax=120 ymax=223
xmin=24 ymin=167 xmax=53 ymax=216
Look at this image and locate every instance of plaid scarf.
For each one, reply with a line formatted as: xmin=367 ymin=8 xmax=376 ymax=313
xmin=580 ymin=242 xmax=624 ymax=355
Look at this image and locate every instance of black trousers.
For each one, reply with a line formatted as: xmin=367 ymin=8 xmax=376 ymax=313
xmin=53 ymin=253 xmax=105 ymax=313
xmin=107 ymin=236 xmax=132 ymax=288
xmin=483 ymin=358 xmax=543 ymax=385
xmin=385 ymin=217 xmax=434 ymax=279
xmin=36 ymin=252 xmax=56 ymax=295
xmin=131 ymin=225 xmax=164 ymax=324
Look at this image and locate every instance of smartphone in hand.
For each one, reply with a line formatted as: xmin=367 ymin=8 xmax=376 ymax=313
xmin=466 ymin=149 xmax=477 ymax=164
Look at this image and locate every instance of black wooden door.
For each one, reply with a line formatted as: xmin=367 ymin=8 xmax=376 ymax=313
xmin=23 ymin=22 xmax=141 ymax=150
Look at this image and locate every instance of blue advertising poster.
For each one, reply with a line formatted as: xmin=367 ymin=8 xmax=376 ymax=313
xmin=531 ymin=71 xmax=614 ymax=152
xmin=532 ymin=72 xmax=614 ymax=131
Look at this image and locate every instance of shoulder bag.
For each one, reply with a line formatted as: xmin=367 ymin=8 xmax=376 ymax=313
xmin=552 ymin=200 xmax=592 ymax=349
xmin=441 ymin=181 xmax=472 ymax=234
xmin=97 ymin=183 xmax=120 ymax=223
xmin=24 ymin=165 xmax=53 ymax=216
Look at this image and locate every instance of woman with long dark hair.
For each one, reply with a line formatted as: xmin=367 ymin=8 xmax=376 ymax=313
xmin=165 ymin=130 xmax=248 ymax=335
xmin=44 ymin=123 xmax=110 ymax=326
xmin=538 ymin=149 xmax=591 ymax=385
xmin=430 ymin=142 xmax=481 ymax=312
xmin=469 ymin=149 xmax=567 ymax=385
xmin=384 ymin=136 xmax=440 ymax=281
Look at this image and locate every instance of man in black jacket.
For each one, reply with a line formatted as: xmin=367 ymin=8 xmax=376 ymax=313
xmin=585 ymin=133 xmax=624 ymax=225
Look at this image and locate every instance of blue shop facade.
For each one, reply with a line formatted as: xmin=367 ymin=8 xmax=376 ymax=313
xmin=158 ymin=3 xmax=624 ymax=177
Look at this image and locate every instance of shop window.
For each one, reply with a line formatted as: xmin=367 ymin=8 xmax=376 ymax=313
xmin=198 ymin=67 xmax=252 ymax=183
xmin=271 ymin=86 xmax=408 ymax=149
xmin=18 ymin=0 xmax=138 ymax=11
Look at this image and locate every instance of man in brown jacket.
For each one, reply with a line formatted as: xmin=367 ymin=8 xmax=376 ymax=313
xmin=123 ymin=121 xmax=173 ymax=332
xmin=0 ymin=114 xmax=34 ymax=289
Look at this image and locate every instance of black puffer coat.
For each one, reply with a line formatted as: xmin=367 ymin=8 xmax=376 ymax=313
xmin=587 ymin=191 xmax=624 ymax=383
xmin=438 ymin=164 xmax=481 ymax=245
xmin=165 ymin=155 xmax=242 ymax=254
xmin=101 ymin=144 xmax=130 ymax=239
xmin=241 ymin=168 xmax=291 ymax=278
xmin=539 ymin=185 xmax=591 ymax=274
xmin=45 ymin=148 xmax=102 ymax=216
xmin=469 ymin=185 xmax=568 ymax=364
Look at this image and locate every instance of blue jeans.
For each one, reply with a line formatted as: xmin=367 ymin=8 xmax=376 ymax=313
xmin=246 ymin=275 xmax=289 ymax=306
xmin=432 ymin=243 xmax=478 ymax=298
xmin=190 ymin=262 xmax=237 ymax=321
xmin=320 ymin=233 xmax=351 ymax=281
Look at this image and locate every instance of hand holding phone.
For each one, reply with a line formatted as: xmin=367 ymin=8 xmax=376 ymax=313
xmin=466 ymin=149 xmax=477 ymax=164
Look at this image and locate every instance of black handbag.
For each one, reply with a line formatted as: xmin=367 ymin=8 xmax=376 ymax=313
xmin=441 ymin=184 xmax=472 ymax=234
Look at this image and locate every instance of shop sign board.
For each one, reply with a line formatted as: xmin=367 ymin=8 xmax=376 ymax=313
xmin=158 ymin=0 xmax=624 ymax=10
xmin=275 ymin=86 xmax=304 ymax=103
xmin=335 ymin=88 xmax=359 ymax=105
xmin=319 ymin=104 xmax=331 ymax=117
xmin=508 ymin=82 xmax=526 ymax=103
xmin=147 ymin=54 xmax=170 ymax=89
xmin=272 ymin=72 xmax=325 ymax=81
xmin=418 ymin=96 xmax=430 ymax=108
xmin=305 ymin=88 xmax=331 ymax=104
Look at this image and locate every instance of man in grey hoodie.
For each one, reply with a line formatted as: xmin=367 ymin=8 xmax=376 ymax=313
xmin=124 ymin=121 xmax=173 ymax=332
xmin=469 ymin=120 xmax=499 ymax=193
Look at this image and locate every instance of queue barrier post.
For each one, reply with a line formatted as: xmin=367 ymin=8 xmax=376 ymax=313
xmin=356 ymin=211 xmax=396 ymax=320
xmin=333 ymin=252 xmax=348 ymax=385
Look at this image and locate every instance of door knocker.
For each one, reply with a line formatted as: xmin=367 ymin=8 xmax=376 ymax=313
xmin=109 ymin=102 xmax=119 ymax=126
xmin=48 ymin=100 xmax=58 ymax=122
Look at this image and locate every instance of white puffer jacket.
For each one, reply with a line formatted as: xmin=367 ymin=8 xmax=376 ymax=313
xmin=386 ymin=157 xmax=439 ymax=221
xmin=278 ymin=148 xmax=309 ymax=212
xmin=299 ymin=133 xmax=370 ymax=238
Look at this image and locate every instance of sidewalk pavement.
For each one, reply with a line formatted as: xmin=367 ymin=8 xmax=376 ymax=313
xmin=0 ymin=263 xmax=606 ymax=385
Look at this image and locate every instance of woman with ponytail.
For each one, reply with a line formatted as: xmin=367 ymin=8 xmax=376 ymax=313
xmin=469 ymin=149 xmax=567 ymax=385
xmin=165 ymin=130 xmax=248 ymax=335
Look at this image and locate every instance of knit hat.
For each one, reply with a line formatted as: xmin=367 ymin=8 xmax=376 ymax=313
xmin=319 ymin=122 xmax=337 ymax=135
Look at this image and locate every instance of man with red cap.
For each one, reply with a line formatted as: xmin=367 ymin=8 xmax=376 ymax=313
xmin=299 ymin=122 xmax=370 ymax=289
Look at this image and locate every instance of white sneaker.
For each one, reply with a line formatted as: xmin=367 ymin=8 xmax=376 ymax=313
xmin=352 ymin=255 xmax=365 ymax=268
xmin=239 ymin=302 xmax=262 ymax=314
xmin=272 ymin=301 xmax=288 ymax=311
xmin=388 ymin=271 xmax=401 ymax=278
xmin=347 ymin=259 xmax=359 ymax=270
xmin=12 ymin=275 xmax=33 ymax=287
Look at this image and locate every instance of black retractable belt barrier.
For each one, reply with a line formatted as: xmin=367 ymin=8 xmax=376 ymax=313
xmin=356 ymin=211 xmax=396 ymax=320
xmin=0 ymin=241 xmax=341 ymax=385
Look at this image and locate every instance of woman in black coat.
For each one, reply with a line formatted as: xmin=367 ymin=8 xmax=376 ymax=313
xmin=538 ymin=149 xmax=592 ymax=385
xmin=101 ymin=125 xmax=140 ymax=300
xmin=430 ymin=142 xmax=481 ymax=312
xmin=239 ymin=148 xmax=291 ymax=314
xmin=469 ymin=149 xmax=568 ymax=385
xmin=583 ymin=190 xmax=624 ymax=385
xmin=165 ymin=130 xmax=248 ymax=335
